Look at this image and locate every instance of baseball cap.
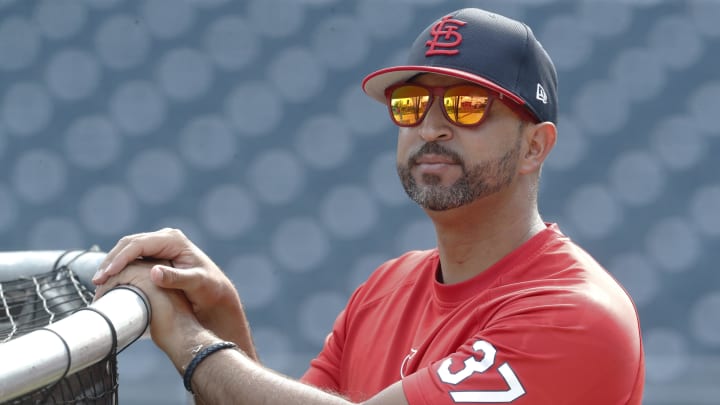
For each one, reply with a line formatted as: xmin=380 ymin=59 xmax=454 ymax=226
xmin=362 ymin=8 xmax=558 ymax=124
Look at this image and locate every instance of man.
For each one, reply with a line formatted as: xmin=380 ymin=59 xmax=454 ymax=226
xmin=94 ymin=8 xmax=645 ymax=404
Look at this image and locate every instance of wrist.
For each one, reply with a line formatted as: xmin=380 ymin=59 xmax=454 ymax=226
xmin=162 ymin=322 xmax=219 ymax=373
xmin=182 ymin=341 xmax=237 ymax=394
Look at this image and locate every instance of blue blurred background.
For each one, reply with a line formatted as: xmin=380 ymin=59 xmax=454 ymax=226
xmin=0 ymin=0 xmax=719 ymax=403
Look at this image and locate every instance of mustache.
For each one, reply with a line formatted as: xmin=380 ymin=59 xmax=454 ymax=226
xmin=409 ymin=142 xmax=463 ymax=166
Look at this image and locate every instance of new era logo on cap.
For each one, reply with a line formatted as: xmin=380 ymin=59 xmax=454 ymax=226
xmin=536 ymin=83 xmax=548 ymax=104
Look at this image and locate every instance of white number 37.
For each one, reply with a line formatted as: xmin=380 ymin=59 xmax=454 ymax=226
xmin=437 ymin=340 xmax=525 ymax=403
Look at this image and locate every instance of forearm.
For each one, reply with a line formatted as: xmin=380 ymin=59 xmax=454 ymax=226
xmin=171 ymin=330 xmax=350 ymax=405
xmin=195 ymin=294 xmax=258 ymax=361
xmin=190 ymin=346 xmax=351 ymax=405
xmin=148 ymin=298 xmax=407 ymax=405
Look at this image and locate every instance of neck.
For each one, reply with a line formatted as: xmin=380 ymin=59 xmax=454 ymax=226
xmin=426 ymin=189 xmax=545 ymax=285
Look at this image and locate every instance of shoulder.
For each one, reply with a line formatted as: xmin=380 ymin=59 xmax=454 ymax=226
xmin=487 ymin=224 xmax=643 ymax=359
xmin=372 ymin=249 xmax=438 ymax=280
xmin=361 ymin=249 xmax=438 ymax=286
xmin=503 ymin=227 xmax=641 ymax=337
xmin=493 ymin=227 xmax=644 ymax=381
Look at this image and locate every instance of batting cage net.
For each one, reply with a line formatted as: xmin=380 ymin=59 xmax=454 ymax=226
xmin=0 ymin=249 xmax=150 ymax=404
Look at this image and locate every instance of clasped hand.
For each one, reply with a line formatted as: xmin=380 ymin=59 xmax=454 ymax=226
xmin=92 ymin=228 xmax=251 ymax=356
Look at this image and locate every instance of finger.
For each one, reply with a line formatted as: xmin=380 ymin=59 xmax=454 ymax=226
xmin=96 ymin=232 xmax=144 ymax=276
xmin=93 ymin=228 xmax=186 ymax=284
xmin=93 ymin=282 xmax=108 ymax=302
xmin=92 ymin=272 xmax=124 ymax=301
xmin=93 ymin=260 xmax=158 ymax=301
xmin=150 ymin=264 xmax=204 ymax=292
xmin=95 ymin=231 xmax=161 ymax=282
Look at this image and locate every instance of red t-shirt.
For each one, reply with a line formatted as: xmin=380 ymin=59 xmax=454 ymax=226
xmin=301 ymin=224 xmax=644 ymax=404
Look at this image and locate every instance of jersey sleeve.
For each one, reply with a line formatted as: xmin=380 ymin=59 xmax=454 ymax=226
xmin=300 ymin=307 xmax=346 ymax=391
xmin=300 ymin=284 xmax=366 ymax=392
xmin=402 ymin=291 xmax=644 ymax=405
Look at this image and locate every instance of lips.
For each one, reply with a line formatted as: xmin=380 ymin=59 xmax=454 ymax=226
xmin=408 ymin=142 xmax=463 ymax=170
xmin=412 ymin=153 xmax=459 ymax=166
xmin=416 ymin=154 xmax=455 ymax=164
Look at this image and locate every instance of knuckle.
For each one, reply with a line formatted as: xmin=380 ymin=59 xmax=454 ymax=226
xmin=125 ymin=238 xmax=142 ymax=251
xmin=118 ymin=234 xmax=134 ymax=245
xmin=162 ymin=227 xmax=186 ymax=239
xmin=170 ymin=228 xmax=186 ymax=238
xmin=165 ymin=268 xmax=178 ymax=282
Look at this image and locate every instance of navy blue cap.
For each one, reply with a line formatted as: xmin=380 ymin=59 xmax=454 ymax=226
xmin=362 ymin=8 xmax=558 ymax=124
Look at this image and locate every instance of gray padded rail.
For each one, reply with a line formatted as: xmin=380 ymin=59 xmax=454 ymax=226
xmin=0 ymin=249 xmax=106 ymax=288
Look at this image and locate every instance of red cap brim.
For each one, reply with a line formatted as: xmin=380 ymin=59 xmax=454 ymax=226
xmin=362 ymin=65 xmax=527 ymax=107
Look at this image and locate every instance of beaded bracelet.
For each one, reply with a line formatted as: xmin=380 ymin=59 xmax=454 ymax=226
xmin=183 ymin=341 xmax=237 ymax=394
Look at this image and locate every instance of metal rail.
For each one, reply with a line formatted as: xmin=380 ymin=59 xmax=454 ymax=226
xmin=0 ymin=250 xmax=151 ymax=403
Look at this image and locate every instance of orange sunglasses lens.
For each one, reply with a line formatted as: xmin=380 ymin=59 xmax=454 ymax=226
xmin=443 ymin=85 xmax=491 ymax=126
xmin=389 ymin=85 xmax=431 ymax=126
xmin=388 ymin=84 xmax=492 ymax=126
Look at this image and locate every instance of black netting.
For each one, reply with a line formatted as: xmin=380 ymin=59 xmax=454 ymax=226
xmin=0 ymin=254 xmax=118 ymax=405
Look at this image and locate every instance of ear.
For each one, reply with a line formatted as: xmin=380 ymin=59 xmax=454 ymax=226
xmin=518 ymin=122 xmax=557 ymax=175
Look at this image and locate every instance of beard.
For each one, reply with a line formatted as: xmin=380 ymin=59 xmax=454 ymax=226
xmin=397 ymin=140 xmax=520 ymax=211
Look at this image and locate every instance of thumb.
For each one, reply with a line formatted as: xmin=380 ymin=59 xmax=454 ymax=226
xmin=150 ymin=265 xmax=197 ymax=289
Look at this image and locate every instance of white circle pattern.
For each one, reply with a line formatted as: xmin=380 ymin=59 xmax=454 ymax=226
xmin=0 ymin=3 xmax=718 ymax=402
xmin=0 ymin=17 xmax=40 ymax=71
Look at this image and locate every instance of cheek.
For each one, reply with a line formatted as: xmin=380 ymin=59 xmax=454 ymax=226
xmin=396 ymin=128 xmax=414 ymax=163
xmin=459 ymin=127 xmax=516 ymax=159
xmin=453 ymin=137 xmax=484 ymax=162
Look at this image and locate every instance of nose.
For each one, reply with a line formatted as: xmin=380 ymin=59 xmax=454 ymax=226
xmin=417 ymin=99 xmax=452 ymax=142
